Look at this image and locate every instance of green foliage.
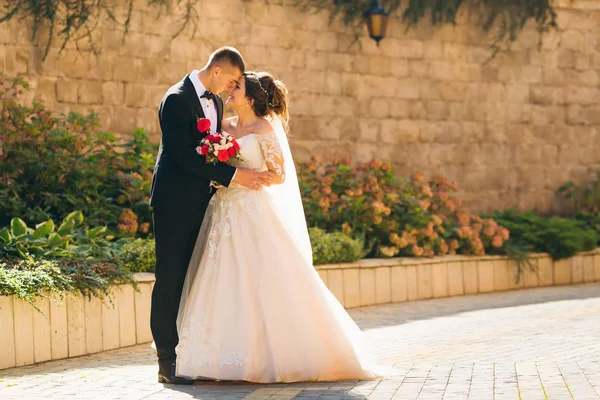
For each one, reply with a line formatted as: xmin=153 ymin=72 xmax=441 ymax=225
xmin=298 ymin=158 xmax=509 ymax=258
xmin=114 ymin=238 xmax=156 ymax=273
xmin=296 ymin=0 xmax=557 ymax=54
xmin=558 ymin=164 xmax=600 ymax=243
xmin=0 ymin=74 xmax=157 ymax=307
xmin=0 ymin=74 xmax=157 ymax=236
xmin=576 ymin=211 xmax=600 ymax=244
xmin=0 ymin=256 xmax=136 ymax=307
xmin=486 ymin=210 xmax=598 ymax=260
xmin=0 ymin=0 xmax=195 ymax=59
xmin=0 ymin=212 xmax=116 ymax=260
xmin=0 ymin=212 xmax=149 ymax=307
xmin=499 ymin=239 xmax=536 ymax=285
xmin=309 ymin=227 xmax=364 ymax=265
xmin=112 ymin=228 xmax=365 ymax=270
xmin=106 ymin=228 xmax=366 ymax=272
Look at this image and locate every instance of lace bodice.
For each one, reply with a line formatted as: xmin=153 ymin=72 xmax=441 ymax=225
xmin=226 ymin=131 xmax=285 ymax=180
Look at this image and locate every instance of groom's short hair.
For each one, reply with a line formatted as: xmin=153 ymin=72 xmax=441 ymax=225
xmin=207 ymin=47 xmax=245 ymax=73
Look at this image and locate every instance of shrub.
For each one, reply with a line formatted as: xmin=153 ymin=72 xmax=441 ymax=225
xmin=578 ymin=211 xmax=600 ymax=245
xmin=0 ymin=74 xmax=156 ymax=236
xmin=486 ymin=210 xmax=598 ymax=260
xmin=297 ymin=157 xmax=509 ymax=258
xmin=309 ymin=227 xmax=363 ymax=265
xmin=0 ymin=211 xmax=140 ymax=307
xmin=0 ymin=256 xmax=136 ymax=307
xmin=558 ymin=164 xmax=600 ymax=244
xmin=114 ymin=238 xmax=156 ymax=273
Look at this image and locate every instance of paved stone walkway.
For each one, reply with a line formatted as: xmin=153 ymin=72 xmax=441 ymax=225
xmin=1 ymin=283 xmax=600 ymax=399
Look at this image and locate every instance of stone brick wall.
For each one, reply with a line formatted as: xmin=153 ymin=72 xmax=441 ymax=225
xmin=1 ymin=1 xmax=599 ymax=212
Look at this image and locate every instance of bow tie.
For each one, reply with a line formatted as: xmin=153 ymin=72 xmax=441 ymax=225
xmin=200 ymin=90 xmax=215 ymax=101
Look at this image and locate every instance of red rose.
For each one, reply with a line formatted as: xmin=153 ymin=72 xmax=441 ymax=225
xmin=209 ymin=135 xmax=220 ymax=143
xmin=217 ymin=150 xmax=230 ymax=162
xmin=200 ymin=145 xmax=209 ymax=155
xmin=227 ymin=147 xmax=236 ymax=157
xmin=197 ymin=118 xmax=211 ymax=133
xmin=232 ymin=139 xmax=240 ymax=151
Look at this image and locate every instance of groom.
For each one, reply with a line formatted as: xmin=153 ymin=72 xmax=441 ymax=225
xmin=150 ymin=46 xmax=274 ymax=384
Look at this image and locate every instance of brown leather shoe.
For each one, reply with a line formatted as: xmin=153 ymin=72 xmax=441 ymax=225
xmin=158 ymin=361 xmax=194 ymax=385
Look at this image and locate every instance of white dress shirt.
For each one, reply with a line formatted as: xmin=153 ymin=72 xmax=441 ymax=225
xmin=189 ymin=71 xmax=237 ymax=183
xmin=189 ymin=70 xmax=218 ymax=133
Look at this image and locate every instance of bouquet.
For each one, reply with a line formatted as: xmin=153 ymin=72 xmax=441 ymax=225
xmin=195 ymin=118 xmax=241 ymax=164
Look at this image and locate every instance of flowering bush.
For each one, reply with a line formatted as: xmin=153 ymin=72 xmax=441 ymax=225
xmin=297 ymin=157 xmax=510 ymax=258
xmin=298 ymin=157 xmax=396 ymax=237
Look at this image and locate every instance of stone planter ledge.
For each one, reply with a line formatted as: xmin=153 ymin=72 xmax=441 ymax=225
xmin=1 ymin=250 xmax=599 ymax=370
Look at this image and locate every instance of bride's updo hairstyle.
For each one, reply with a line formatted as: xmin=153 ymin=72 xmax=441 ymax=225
xmin=243 ymin=71 xmax=289 ymax=128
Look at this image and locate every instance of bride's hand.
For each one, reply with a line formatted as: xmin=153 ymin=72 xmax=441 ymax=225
xmin=258 ymin=171 xmax=277 ymax=185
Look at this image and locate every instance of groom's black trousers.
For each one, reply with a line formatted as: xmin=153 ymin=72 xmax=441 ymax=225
xmin=151 ymin=208 xmax=205 ymax=362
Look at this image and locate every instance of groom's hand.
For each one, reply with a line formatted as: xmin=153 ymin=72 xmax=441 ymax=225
xmin=233 ymin=169 xmax=275 ymax=190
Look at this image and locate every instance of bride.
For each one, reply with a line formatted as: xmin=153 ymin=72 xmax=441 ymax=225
xmin=175 ymin=71 xmax=382 ymax=383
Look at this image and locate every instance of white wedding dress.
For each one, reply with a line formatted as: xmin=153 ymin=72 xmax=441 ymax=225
xmin=174 ymin=118 xmax=382 ymax=383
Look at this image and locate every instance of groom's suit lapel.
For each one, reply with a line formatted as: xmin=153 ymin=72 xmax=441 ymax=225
xmin=183 ymin=75 xmax=206 ymax=121
xmin=216 ymin=96 xmax=223 ymax=133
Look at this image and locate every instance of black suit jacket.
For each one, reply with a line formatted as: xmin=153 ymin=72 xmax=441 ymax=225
xmin=150 ymin=75 xmax=236 ymax=215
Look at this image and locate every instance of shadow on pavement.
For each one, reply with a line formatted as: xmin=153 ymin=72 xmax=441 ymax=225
xmin=161 ymin=381 xmax=369 ymax=398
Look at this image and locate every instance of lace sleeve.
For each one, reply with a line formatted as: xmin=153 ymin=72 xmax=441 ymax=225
xmin=256 ymin=130 xmax=286 ymax=181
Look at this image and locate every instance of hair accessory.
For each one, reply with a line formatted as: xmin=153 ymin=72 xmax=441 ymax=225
xmin=255 ymin=77 xmax=269 ymax=98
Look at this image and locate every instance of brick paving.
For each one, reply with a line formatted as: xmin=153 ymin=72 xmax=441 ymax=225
xmin=1 ymin=283 xmax=599 ymax=399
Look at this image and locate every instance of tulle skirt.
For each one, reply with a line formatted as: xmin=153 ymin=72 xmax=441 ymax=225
xmin=175 ymin=184 xmax=383 ymax=383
